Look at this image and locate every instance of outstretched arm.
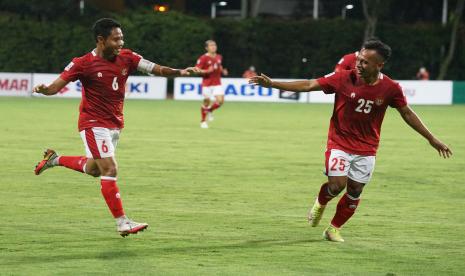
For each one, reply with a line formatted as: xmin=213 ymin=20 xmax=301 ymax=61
xmin=397 ymin=105 xmax=452 ymax=158
xmin=248 ymin=73 xmax=321 ymax=92
xmin=33 ymin=77 xmax=69 ymax=96
xmin=151 ymin=64 xmax=201 ymax=77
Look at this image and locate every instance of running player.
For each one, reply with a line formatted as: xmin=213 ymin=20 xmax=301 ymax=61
xmin=196 ymin=40 xmax=228 ymax=129
xmin=33 ymin=18 xmax=199 ymax=237
xmin=249 ymin=39 xmax=452 ymax=242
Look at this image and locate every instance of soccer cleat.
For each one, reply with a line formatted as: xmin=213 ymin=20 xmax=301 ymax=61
xmin=308 ymin=199 xmax=326 ymax=227
xmin=207 ymin=112 xmax=214 ymax=122
xmin=117 ymin=219 xmax=149 ymax=237
xmin=323 ymin=225 xmax=344 ymax=242
xmin=34 ymin=149 xmax=58 ymax=175
xmin=200 ymin=121 xmax=209 ymax=129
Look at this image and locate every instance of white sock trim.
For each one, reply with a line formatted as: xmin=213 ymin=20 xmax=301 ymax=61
xmin=101 ymin=176 xmax=117 ymax=181
xmin=346 ymin=193 xmax=360 ymax=201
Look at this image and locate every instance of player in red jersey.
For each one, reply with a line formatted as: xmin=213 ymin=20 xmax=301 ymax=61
xmin=250 ymin=39 xmax=452 ymax=242
xmin=334 ymin=51 xmax=358 ymax=72
xmin=33 ymin=18 xmax=199 ymax=237
xmin=196 ymin=40 xmax=228 ymax=129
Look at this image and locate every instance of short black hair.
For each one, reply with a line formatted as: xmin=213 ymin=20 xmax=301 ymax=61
xmin=362 ymin=39 xmax=392 ymax=62
xmin=92 ymin=18 xmax=121 ymax=42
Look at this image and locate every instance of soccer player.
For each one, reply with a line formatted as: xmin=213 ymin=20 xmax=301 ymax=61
xmin=334 ymin=51 xmax=358 ymax=72
xmin=33 ymin=18 xmax=199 ymax=237
xmin=196 ymin=40 xmax=228 ymax=129
xmin=249 ymin=39 xmax=452 ymax=242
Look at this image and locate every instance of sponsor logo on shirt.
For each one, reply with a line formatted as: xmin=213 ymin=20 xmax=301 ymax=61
xmin=350 ymin=92 xmax=356 ymax=98
xmin=97 ymin=72 xmax=103 ymax=78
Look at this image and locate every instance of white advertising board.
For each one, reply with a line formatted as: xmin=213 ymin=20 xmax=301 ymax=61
xmin=0 ymin=73 xmax=32 ymax=97
xmin=32 ymin=74 xmax=167 ymax=99
xmin=398 ymin=81 xmax=452 ymax=105
xmin=174 ymin=77 xmax=309 ymax=103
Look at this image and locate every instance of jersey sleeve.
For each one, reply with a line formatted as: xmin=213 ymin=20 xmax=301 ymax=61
xmin=317 ymin=72 xmax=342 ymax=94
xmin=196 ymin=55 xmax=208 ymax=69
xmin=389 ymin=83 xmax=408 ymax=108
xmin=60 ymin=58 xmax=82 ymax=82
xmin=126 ymin=50 xmax=143 ymax=73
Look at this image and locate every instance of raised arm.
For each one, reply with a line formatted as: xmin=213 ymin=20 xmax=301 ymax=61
xmin=397 ymin=105 xmax=452 ymax=158
xmin=33 ymin=77 xmax=69 ymax=96
xmin=151 ymin=64 xmax=200 ymax=77
xmin=248 ymin=73 xmax=321 ymax=92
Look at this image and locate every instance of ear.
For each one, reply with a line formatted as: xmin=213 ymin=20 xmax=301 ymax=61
xmin=377 ymin=62 xmax=384 ymax=70
xmin=96 ymin=35 xmax=105 ymax=44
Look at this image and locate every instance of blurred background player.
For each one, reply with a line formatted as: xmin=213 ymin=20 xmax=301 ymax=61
xmin=242 ymin=65 xmax=257 ymax=78
xmin=416 ymin=66 xmax=430 ymax=80
xmin=250 ymin=39 xmax=452 ymax=242
xmin=196 ymin=40 xmax=228 ymax=129
xmin=334 ymin=51 xmax=359 ymax=72
xmin=33 ymin=18 xmax=199 ymax=237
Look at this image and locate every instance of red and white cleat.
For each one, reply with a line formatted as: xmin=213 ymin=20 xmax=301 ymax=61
xmin=117 ymin=219 xmax=149 ymax=237
xmin=34 ymin=149 xmax=58 ymax=175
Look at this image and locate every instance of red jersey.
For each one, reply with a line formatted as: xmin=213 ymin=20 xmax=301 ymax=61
xmin=317 ymin=69 xmax=407 ymax=156
xmin=196 ymin=53 xmax=223 ymax=86
xmin=334 ymin=52 xmax=358 ymax=72
xmin=60 ymin=49 xmax=142 ymax=131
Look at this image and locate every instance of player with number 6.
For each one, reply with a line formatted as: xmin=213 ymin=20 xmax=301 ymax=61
xmin=33 ymin=18 xmax=200 ymax=237
xmin=249 ymin=39 xmax=452 ymax=242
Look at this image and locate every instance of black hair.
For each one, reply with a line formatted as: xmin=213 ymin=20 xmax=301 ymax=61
xmin=92 ymin=18 xmax=121 ymax=42
xmin=362 ymin=39 xmax=392 ymax=62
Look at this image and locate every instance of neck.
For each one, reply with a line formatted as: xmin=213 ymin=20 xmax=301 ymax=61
xmin=95 ymin=46 xmax=116 ymax=61
xmin=207 ymin=52 xmax=217 ymax=57
xmin=362 ymin=72 xmax=380 ymax=85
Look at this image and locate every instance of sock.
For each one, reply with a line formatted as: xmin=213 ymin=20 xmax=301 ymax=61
xmin=330 ymin=193 xmax=360 ymax=228
xmin=201 ymin=105 xmax=209 ymax=122
xmin=317 ymin=182 xmax=336 ymax=205
xmin=210 ymin=102 xmax=222 ymax=112
xmin=100 ymin=176 xmax=125 ymax=218
xmin=57 ymin=156 xmax=87 ymax=173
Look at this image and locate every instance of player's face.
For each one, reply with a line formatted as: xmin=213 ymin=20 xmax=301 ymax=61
xmin=356 ymin=49 xmax=384 ymax=79
xmin=101 ymin=27 xmax=124 ymax=57
xmin=206 ymin=42 xmax=217 ymax=54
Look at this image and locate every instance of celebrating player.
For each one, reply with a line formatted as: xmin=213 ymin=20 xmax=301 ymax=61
xmin=196 ymin=40 xmax=228 ymax=129
xmin=334 ymin=38 xmax=379 ymax=72
xmin=33 ymin=18 xmax=199 ymax=237
xmin=249 ymin=39 xmax=452 ymax=242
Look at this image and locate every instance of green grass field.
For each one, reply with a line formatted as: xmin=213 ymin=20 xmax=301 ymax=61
xmin=1 ymin=97 xmax=464 ymax=275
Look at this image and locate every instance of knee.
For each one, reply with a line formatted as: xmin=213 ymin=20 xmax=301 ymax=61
xmin=347 ymin=183 xmax=364 ymax=198
xmin=100 ymin=166 xmax=118 ymax=177
xmin=327 ymin=181 xmax=345 ymax=196
xmin=87 ymin=168 xmax=101 ymax=177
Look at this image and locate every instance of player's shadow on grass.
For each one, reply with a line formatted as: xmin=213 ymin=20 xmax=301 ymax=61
xmin=5 ymin=238 xmax=321 ymax=265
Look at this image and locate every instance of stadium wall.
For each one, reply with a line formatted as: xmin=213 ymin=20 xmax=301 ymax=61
xmin=1 ymin=73 xmax=463 ymax=105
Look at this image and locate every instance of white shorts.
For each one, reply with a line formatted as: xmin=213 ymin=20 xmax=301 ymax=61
xmin=325 ymin=148 xmax=376 ymax=184
xmin=79 ymin=127 xmax=120 ymax=159
xmin=202 ymin=85 xmax=224 ymax=98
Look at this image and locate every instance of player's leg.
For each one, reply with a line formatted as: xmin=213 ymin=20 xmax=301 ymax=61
xmin=308 ymin=149 xmax=350 ymax=226
xmin=325 ymin=154 xmax=375 ymax=242
xmin=200 ymin=87 xmax=212 ymax=128
xmin=34 ymin=149 xmax=99 ymax=176
xmin=86 ymin=127 xmax=148 ymax=237
xmin=208 ymin=86 xmax=224 ymax=121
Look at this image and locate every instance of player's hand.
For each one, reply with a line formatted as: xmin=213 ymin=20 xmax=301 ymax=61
xmin=429 ymin=137 xmax=452 ymax=158
xmin=180 ymin=67 xmax=201 ymax=76
xmin=249 ymin=73 xmax=273 ymax=88
xmin=222 ymin=68 xmax=229 ymax=76
xmin=33 ymin=84 xmax=48 ymax=94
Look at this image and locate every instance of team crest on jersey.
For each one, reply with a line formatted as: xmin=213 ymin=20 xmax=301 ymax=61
xmin=375 ymin=98 xmax=384 ymax=106
xmin=350 ymin=92 xmax=356 ymax=98
xmin=121 ymin=68 xmax=128 ymax=76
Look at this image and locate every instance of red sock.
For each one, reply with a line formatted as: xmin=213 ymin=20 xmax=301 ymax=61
xmin=210 ymin=102 xmax=222 ymax=112
xmin=100 ymin=177 xmax=125 ymax=218
xmin=201 ymin=105 xmax=209 ymax=122
xmin=58 ymin=156 xmax=87 ymax=173
xmin=317 ymin=182 xmax=336 ymax=205
xmin=330 ymin=193 xmax=360 ymax=228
